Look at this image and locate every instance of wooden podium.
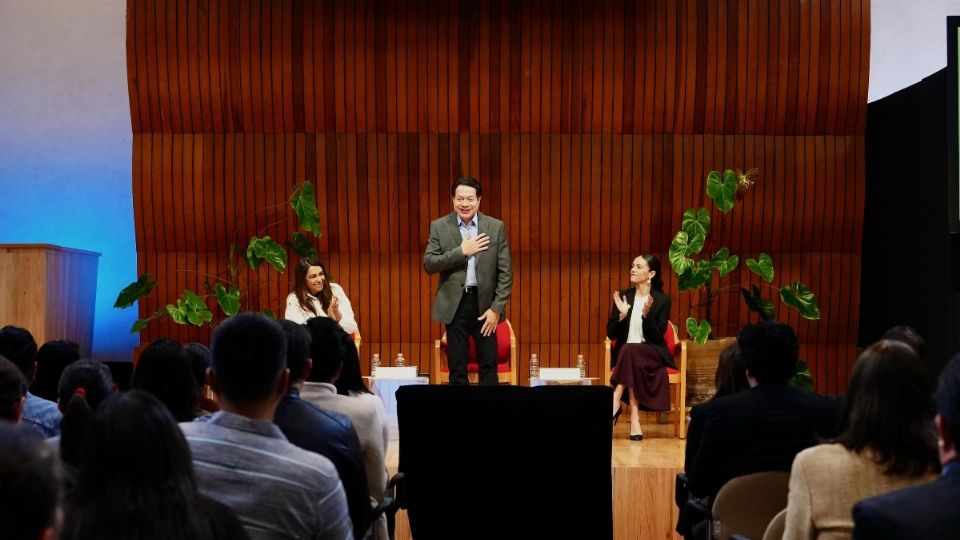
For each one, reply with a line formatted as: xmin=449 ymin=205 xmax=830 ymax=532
xmin=0 ymin=244 xmax=100 ymax=357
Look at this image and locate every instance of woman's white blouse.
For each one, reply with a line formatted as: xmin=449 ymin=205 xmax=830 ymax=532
xmin=283 ymin=283 xmax=358 ymax=334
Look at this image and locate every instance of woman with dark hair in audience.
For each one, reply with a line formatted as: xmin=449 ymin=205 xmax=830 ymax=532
xmin=782 ymin=340 xmax=940 ymax=540
xmin=62 ymin=390 xmax=248 ymax=540
xmin=131 ymin=339 xmax=201 ymax=421
xmin=184 ymin=342 xmax=219 ymax=414
xmin=676 ymin=342 xmax=749 ymax=537
xmin=32 ymin=339 xmax=79 ymax=402
xmin=607 ymin=254 xmax=672 ymax=441
xmin=57 ymin=360 xmax=115 ymax=471
xmin=285 ymin=256 xmax=359 ymax=334
xmin=684 ymin=342 xmax=747 ymax=472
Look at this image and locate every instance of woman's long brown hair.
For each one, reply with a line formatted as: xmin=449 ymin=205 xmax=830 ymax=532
xmin=294 ymin=257 xmax=333 ymax=315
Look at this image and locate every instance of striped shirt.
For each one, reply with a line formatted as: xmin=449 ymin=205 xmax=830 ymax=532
xmin=181 ymin=411 xmax=353 ymax=540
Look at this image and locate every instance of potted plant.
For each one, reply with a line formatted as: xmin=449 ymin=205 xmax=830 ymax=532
xmin=113 ymin=181 xmax=323 ymax=333
xmin=668 ymin=169 xmax=820 ymax=401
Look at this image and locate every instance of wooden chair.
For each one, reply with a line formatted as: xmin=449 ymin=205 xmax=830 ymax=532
xmin=603 ymin=321 xmax=686 ymax=438
xmin=761 ymin=508 xmax=787 ymax=540
xmin=432 ymin=319 xmax=517 ymax=385
xmin=710 ymin=471 xmax=790 ymax=540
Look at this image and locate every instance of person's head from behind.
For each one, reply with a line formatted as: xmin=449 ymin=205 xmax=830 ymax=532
xmin=737 ymin=321 xmax=799 ymax=385
xmin=32 ymin=340 xmax=79 ymax=402
xmin=451 ymin=176 xmax=482 ymax=223
xmin=130 ymin=339 xmax=199 ymax=422
xmin=712 ymin=343 xmax=747 ymax=400
xmin=0 ymin=326 xmax=38 ymax=381
xmin=836 ymin=340 xmax=938 ymax=475
xmin=0 ymin=422 xmax=62 ymax=540
xmin=64 ymin=390 xmax=210 ymax=540
xmin=882 ymin=325 xmax=927 ymax=361
xmin=305 ymin=317 xmax=346 ymax=384
xmin=183 ymin=342 xmax=211 ymax=391
xmin=333 ymin=330 xmax=370 ymax=396
xmin=0 ymin=355 xmax=28 ymax=422
xmin=209 ymin=312 xmax=288 ymax=409
xmin=935 ymin=352 xmax=960 ymax=466
xmin=57 ymin=360 xmax=115 ymax=468
xmin=278 ymin=320 xmax=313 ymax=385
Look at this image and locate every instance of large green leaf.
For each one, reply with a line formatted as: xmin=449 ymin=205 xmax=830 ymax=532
xmin=706 ymin=169 xmax=738 ymax=212
xmin=668 ymin=231 xmax=694 ymax=275
xmin=791 ymin=361 xmax=813 ymax=390
xmin=746 ymin=253 xmax=775 ymax=283
xmin=677 ymin=262 xmax=712 ymax=291
xmin=246 ymin=236 xmax=288 ymax=272
xmin=214 ymin=283 xmax=241 ymax=317
xmin=291 ymin=181 xmax=322 ymax=237
xmin=286 ymin=231 xmax=318 ymax=258
xmin=166 ymin=290 xmax=213 ymax=326
xmin=686 ymin=317 xmax=712 ymax=344
xmin=130 ymin=309 xmax=167 ymax=334
xmin=710 ymin=248 xmax=739 ymax=277
xmin=740 ymin=284 xmax=775 ymax=321
xmin=780 ymin=281 xmax=821 ymax=320
xmin=114 ymin=274 xmax=158 ymax=308
xmin=681 ymin=208 xmax=711 ymax=240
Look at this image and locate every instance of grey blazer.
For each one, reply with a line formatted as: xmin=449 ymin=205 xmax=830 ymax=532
xmin=423 ymin=211 xmax=513 ymax=324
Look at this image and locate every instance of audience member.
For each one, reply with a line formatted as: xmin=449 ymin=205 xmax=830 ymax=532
xmin=0 ymin=355 xmax=28 ymax=422
xmin=686 ymin=321 xmax=838 ymax=501
xmin=303 ymin=317 xmax=389 ymax=539
xmin=275 ymin=320 xmax=371 ymax=539
xmin=180 ymin=312 xmax=352 ymax=540
xmin=32 ymin=340 xmax=79 ymax=402
xmin=131 ymin=339 xmax=201 ymax=421
xmin=0 ymin=422 xmax=63 ymax=540
xmin=62 ymin=391 xmax=248 ymax=540
xmin=684 ymin=342 xmax=748 ymax=472
xmin=0 ymin=326 xmax=62 ymax=437
xmin=852 ymin=351 xmax=960 ymax=539
xmin=782 ymin=340 xmax=938 ymax=540
xmin=184 ymin=342 xmax=219 ymax=413
xmin=57 ymin=360 xmax=115 ymax=471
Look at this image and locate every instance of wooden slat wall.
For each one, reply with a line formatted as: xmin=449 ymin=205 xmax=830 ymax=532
xmin=128 ymin=0 xmax=869 ymax=395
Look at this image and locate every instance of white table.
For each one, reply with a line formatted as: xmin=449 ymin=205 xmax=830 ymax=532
xmin=370 ymin=376 xmax=429 ymax=439
xmin=529 ymin=377 xmax=600 ymax=386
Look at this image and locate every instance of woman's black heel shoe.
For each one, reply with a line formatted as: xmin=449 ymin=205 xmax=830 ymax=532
xmin=612 ymin=407 xmax=623 ymax=426
xmin=629 ymin=433 xmax=644 ymax=441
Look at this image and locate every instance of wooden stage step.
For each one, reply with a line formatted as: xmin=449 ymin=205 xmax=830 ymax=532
xmin=386 ymin=420 xmax=685 ymax=539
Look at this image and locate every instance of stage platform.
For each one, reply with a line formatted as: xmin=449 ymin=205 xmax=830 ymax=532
xmin=386 ymin=419 xmax=684 ymax=539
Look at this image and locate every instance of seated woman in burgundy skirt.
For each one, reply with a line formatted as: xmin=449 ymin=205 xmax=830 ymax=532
xmin=607 ymin=254 xmax=674 ymax=441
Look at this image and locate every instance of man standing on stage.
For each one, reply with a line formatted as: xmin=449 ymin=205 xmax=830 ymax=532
xmin=424 ymin=176 xmax=513 ymax=385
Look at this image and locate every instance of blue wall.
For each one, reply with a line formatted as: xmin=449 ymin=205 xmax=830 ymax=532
xmin=0 ymin=0 xmax=138 ymax=361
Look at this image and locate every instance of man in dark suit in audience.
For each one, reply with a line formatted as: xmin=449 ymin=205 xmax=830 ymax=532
xmin=686 ymin=321 xmax=838 ymax=501
xmin=274 ymin=320 xmax=371 ymax=540
xmin=852 ymin=351 xmax=960 ymax=540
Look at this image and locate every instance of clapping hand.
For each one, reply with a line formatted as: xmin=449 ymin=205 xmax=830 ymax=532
xmin=641 ymin=295 xmax=654 ymax=317
xmin=328 ymin=295 xmax=342 ymax=322
xmin=613 ymin=292 xmax=631 ymax=321
xmin=461 ymin=233 xmax=490 ymax=257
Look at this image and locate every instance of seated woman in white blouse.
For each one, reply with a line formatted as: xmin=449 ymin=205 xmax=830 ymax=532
xmin=284 ymin=257 xmax=358 ymax=334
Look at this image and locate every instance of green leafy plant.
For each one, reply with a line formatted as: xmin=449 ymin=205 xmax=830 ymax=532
xmin=669 ymin=169 xmax=820 ymax=344
xmin=114 ymin=181 xmax=322 ymax=333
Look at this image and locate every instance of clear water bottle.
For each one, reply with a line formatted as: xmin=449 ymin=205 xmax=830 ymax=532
xmin=371 ymin=354 xmax=380 ymax=378
xmin=529 ymin=353 xmax=540 ymax=380
xmin=395 ymin=353 xmax=405 ymax=367
xmin=577 ymin=354 xmax=585 ymax=379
